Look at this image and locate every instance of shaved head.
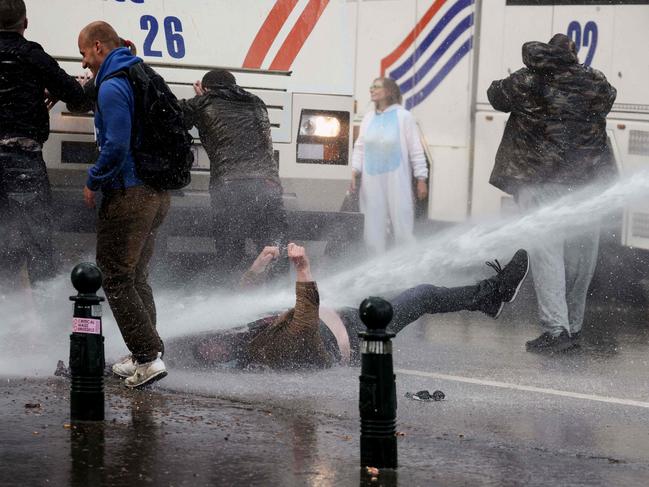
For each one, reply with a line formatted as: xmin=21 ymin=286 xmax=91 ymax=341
xmin=79 ymin=21 xmax=120 ymax=50
xmin=78 ymin=21 xmax=121 ymax=75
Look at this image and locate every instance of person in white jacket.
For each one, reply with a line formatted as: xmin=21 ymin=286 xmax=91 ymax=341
xmin=350 ymin=77 xmax=428 ymax=253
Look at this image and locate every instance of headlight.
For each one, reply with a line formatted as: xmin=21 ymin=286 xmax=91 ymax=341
xmin=296 ymin=109 xmax=350 ymax=166
xmin=300 ymin=115 xmax=342 ymax=138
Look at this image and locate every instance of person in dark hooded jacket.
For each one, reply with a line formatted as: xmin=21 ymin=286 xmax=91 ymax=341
xmin=487 ymin=33 xmax=617 ymax=353
xmin=0 ymin=0 xmax=85 ymax=289
xmin=178 ymin=69 xmax=288 ymax=283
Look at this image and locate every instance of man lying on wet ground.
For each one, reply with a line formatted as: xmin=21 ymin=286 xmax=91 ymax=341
xmin=157 ymin=243 xmax=531 ymax=371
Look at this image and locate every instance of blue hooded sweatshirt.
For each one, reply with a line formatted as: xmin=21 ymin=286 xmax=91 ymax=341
xmin=87 ymin=47 xmax=143 ymax=191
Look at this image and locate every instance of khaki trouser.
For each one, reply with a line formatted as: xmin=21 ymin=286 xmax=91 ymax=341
xmin=97 ymin=186 xmax=170 ymax=363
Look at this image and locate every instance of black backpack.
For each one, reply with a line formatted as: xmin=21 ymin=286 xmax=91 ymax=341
xmin=103 ymin=62 xmax=193 ymax=190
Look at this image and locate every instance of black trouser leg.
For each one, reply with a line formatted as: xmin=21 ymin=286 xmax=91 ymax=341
xmin=387 ymin=284 xmax=482 ymax=334
xmin=22 ymin=193 xmax=56 ymax=285
xmin=211 ymin=185 xmax=250 ymax=282
xmin=338 ymin=283 xmax=486 ymax=361
xmin=211 ymin=179 xmax=289 ymax=283
xmin=249 ymin=180 xmax=288 ymax=279
xmin=0 ymin=148 xmax=56 ymax=286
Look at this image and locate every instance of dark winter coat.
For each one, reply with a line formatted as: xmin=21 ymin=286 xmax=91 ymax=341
xmin=0 ymin=31 xmax=84 ymax=144
xmin=179 ymin=85 xmax=280 ymax=189
xmin=487 ymin=40 xmax=617 ymax=195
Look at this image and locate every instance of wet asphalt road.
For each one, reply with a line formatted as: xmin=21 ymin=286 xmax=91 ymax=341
xmin=2 ymin=284 xmax=649 ymax=486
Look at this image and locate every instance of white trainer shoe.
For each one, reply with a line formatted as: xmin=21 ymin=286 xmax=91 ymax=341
xmin=112 ymin=355 xmax=136 ymax=378
xmin=112 ymin=352 xmax=162 ymax=378
xmin=124 ymin=357 xmax=167 ymax=389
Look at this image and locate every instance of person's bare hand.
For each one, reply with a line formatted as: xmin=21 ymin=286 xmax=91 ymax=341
xmin=416 ymin=179 xmax=428 ymax=201
xmin=350 ymin=170 xmax=359 ymax=193
xmin=287 ymin=243 xmax=308 ymax=270
xmin=83 ymin=186 xmax=96 ymax=209
xmin=249 ymin=246 xmax=280 ymax=274
xmin=44 ymin=89 xmax=58 ymax=111
xmin=193 ymin=80 xmax=205 ymax=96
xmin=288 ymin=243 xmax=313 ymax=282
xmin=77 ymin=72 xmax=93 ymax=87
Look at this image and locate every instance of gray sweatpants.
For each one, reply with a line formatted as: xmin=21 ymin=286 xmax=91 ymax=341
xmin=517 ymin=184 xmax=599 ymax=336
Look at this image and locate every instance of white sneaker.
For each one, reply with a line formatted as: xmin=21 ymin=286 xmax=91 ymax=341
xmin=112 ymin=352 xmax=162 ymax=378
xmin=112 ymin=355 xmax=136 ymax=378
xmin=124 ymin=357 xmax=167 ymax=389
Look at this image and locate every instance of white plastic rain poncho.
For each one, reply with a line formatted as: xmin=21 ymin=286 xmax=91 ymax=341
xmin=351 ymin=104 xmax=427 ymax=253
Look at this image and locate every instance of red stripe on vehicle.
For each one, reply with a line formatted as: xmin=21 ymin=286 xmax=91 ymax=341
xmin=269 ymin=0 xmax=330 ymax=71
xmin=380 ymin=0 xmax=448 ymax=76
xmin=243 ymin=0 xmax=300 ymax=69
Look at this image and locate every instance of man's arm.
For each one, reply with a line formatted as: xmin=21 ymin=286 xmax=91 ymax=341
xmin=487 ymin=68 xmax=532 ymax=113
xmin=287 ymin=243 xmax=319 ymax=336
xmin=29 ymin=44 xmax=85 ymax=106
xmin=590 ymin=68 xmax=617 ymax=115
xmin=86 ymin=80 xmax=133 ymax=192
xmin=487 ymin=78 xmax=514 ymax=113
xmin=178 ymin=97 xmax=200 ymax=131
xmin=289 ymin=243 xmax=312 ymax=283
xmin=66 ymin=77 xmax=96 ymax=114
xmin=177 ymin=81 xmax=205 ymax=130
xmin=239 ymin=246 xmax=280 ymax=288
xmin=403 ymin=112 xmax=428 ymax=200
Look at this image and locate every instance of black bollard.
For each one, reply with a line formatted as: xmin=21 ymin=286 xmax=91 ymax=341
xmin=69 ymin=263 xmax=105 ymax=421
xmin=70 ymin=423 xmax=106 ymax=485
xmin=358 ymin=296 xmax=397 ymax=469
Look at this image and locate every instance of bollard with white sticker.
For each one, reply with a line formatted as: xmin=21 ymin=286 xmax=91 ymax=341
xmin=69 ymin=263 xmax=105 ymax=421
xmin=358 ymin=296 xmax=398 ymax=469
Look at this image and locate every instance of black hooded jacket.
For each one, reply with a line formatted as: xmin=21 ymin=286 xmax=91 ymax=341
xmin=179 ymin=85 xmax=280 ymax=188
xmin=487 ymin=38 xmax=617 ymax=195
xmin=0 ymin=31 xmax=84 ymax=144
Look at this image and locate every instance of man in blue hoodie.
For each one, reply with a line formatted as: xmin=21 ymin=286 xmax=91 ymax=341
xmin=78 ymin=21 xmax=169 ymax=388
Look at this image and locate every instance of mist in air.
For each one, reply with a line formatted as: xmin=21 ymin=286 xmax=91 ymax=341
xmin=1 ymin=169 xmax=647 ymax=377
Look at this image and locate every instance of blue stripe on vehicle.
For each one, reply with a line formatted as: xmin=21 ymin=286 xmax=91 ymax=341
xmin=399 ymin=13 xmax=473 ymax=95
xmin=389 ymin=0 xmax=474 ymax=82
xmin=405 ymin=36 xmax=473 ymax=110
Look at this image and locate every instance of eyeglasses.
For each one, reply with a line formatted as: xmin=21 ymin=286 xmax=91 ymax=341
xmin=369 ymin=84 xmax=384 ymax=90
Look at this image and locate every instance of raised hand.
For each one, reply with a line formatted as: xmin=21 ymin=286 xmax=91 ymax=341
xmin=287 ymin=243 xmax=312 ymax=282
xmin=249 ymin=246 xmax=280 ymax=275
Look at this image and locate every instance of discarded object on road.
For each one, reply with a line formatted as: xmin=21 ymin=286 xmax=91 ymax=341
xmin=405 ymin=390 xmax=445 ymax=402
xmin=54 ymin=360 xmax=71 ymax=378
xmin=358 ymin=296 xmax=398 ymax=469
xmin=69 ymin=263 xmax=105 ymax=422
